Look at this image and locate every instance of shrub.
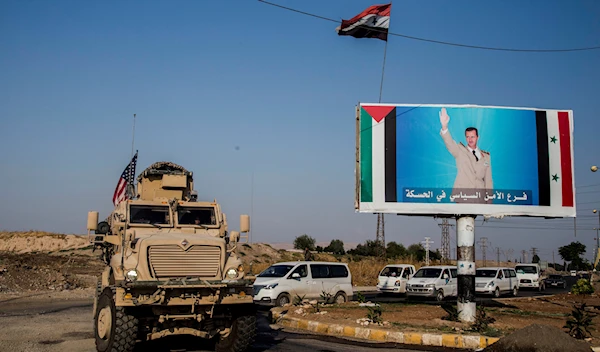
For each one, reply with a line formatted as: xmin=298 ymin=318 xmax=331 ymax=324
xmin=366 ymin=305 xmax=383 ymax=324
xmin=564 ymin=303 xmax=596 ymax=339
xmin=441 ymin=303 xmax=460 ymax=322
xmin=571 ymin=279 xmax=594 ymax=295
xmin=471 ymin=306 xmax=495 ymax=332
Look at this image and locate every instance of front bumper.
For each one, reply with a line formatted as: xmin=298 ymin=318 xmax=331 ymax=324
xmin=377 ymin=285 xmax=404 ymax=293
xmin=406 ymin=287 xmax=435 ymax=297
xmin=475 ymin=287 xmax=496 ymax=294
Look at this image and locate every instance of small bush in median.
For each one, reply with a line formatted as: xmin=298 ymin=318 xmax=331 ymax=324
xmin=571 ymin=279 xmax=594 ymax=295
xmin=564 ymin=302 xmax=596 ymax=339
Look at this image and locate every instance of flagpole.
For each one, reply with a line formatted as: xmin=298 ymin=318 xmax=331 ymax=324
xmin=130 ymin=113 xmax=136 ymax=160
xmin=378 ymin=2 xmax=391 ymax=103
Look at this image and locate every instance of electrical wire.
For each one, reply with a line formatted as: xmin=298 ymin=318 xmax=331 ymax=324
xmin=257 ymin=0 xmax=600 ymax=53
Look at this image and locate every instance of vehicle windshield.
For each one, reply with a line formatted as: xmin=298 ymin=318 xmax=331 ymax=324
xmin=177 ymin=206 xmax=217 ymax=226
xmin=129 ymin=205 xmax=171 ymax=226
xmin=258 ymin=265 xmax=295 ymax=278
xmin=413 ymin=268 xmax=441 ymax=278
xmin=516 ymin=266 xmax=538 ymax=274
xmin=476 ymin=270 xmax=497 ymax=278
xmin=380 ymin=267 xmax=403 ymax=277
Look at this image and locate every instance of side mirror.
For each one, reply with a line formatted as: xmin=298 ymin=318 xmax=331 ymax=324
xmin=240 ymin=215 xmax=250 ymax=233
xmin=230 ymin=231 xmax=240 ymax=243
xmin=87 ymin=211 xmax=99 ymax=231
xmin=291 ymin=273 xmax=300 ymax=279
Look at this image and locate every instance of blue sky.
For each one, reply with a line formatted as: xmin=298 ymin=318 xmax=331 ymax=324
xmin=1 ymin=0 xmax=599 ymax=263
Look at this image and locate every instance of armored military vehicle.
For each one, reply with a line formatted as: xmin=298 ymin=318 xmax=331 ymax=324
xmin=87 ymin=161 xmax=256 ymax=352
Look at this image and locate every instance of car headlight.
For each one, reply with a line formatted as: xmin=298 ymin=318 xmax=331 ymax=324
xmin=426 ymin=283 xmax=435 ymax=288
xmin=265 ymin=283 xmax=278 ymax=289
xmin=226 ymin=267 xmax=238 ymax=279
xmin=488 ymin=281 xmax=495 ymax=287
xmin=394 ymin=280 xmax=401 ymax=286
xmin=126 ymin=269 xmax=138 ymax=282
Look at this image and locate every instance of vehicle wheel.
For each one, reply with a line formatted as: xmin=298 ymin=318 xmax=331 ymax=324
xmin=215 ymin=314 xmax=257 ymax=352
xmin=512 ymin=286 xmax=518 ymax=297
xmin=435 ymin=289 xmax=444 ymax=302
xmin=333 ymin=291 xmax=347 ymax=304
xmin=493 ymin=287 xmax=500 ymax=298
xmin=276 ymin=293 xmax=291 ymax=307
xmin=94 ymin=288 xmax=139 ymax=352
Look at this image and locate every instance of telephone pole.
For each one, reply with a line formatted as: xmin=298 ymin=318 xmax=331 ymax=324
xmin=496 ymin=247 xmax=500 ymax=266
xmin=422 ymin=237 xmax=434 ymax=265
xmin=530 ymin=247 xmax=538 ymax=262
xmin=521 ymin=250 xmax=528 ymax=263
xmin=376 ymin=213 xmax=386 ymax=259
xmin=477 ymin=237 xmax=488 ymax=267
xmin=438 ymin=218 xmax=454 ymax=263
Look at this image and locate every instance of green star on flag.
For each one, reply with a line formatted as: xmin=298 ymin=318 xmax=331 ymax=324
xmin=552 ymin=174 xmax=559 ymax=182
xmin=550 ymin=136 xmax=557 ymax=143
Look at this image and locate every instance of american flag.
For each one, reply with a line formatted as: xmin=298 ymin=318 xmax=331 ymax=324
xmin=112 ymin=152 xmax=138 ymax=207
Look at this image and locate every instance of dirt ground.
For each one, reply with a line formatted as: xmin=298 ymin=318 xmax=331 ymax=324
xmin=273 ymin=292 xmax=600 ymax=348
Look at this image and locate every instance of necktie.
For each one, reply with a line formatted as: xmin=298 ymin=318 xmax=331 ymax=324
xmin=472 ymin=150 xmax=479 ymax=162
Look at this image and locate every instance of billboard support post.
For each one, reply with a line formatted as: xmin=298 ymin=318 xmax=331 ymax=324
xmin=456 ymin=215 xmax=476 ymax=323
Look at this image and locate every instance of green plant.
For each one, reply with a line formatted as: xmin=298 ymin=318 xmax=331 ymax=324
xmin=441 ymin=303 xmax=460 ymax=322
xmin=320 ymin=290 xmax=333 ymax=304
xmin=471 ymin=305 xmax=496 ymax=332
xmin=571 ymin=279 xmax=594 ymax=295
xmin=293 ymin=294 xmax=306 ymax=306
xmin=367 ymin=305 xmax=383 ymax=324
xmin=564 ymin=303 xmax=597 ymax=339
xmin=356 ymin=291 xmax=366 ymax=303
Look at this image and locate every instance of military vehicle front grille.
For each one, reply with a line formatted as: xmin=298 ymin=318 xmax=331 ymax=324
xmin=148 ymin=245 xmax=221 ymax=278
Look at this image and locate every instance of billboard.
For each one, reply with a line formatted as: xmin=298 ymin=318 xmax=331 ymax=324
xmin=355 ymin=103 xmax=575 ymax=218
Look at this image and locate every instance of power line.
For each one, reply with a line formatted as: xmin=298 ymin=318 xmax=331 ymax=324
xmin=257 ymin=0 xmax=600 ymax=53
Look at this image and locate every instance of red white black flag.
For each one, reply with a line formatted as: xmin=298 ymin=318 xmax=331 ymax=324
xmin=336 ymin=3 xmax=391 ymax=41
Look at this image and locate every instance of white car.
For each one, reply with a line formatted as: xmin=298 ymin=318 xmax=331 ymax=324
xmin=406 ymin=265 xmax=457 ymax=301
xmin=252 ymin=261 xmax=353 ymax=307
xmin=376 ymin=264 xmax=416 ymax=294
xmin=515 ymin=263 xmax=545 ymax=291
xmin=475 ymin=267 xmax=519 ymax=297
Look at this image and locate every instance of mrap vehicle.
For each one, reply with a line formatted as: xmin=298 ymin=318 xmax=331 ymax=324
xmin=87 ymin=161 xmax=255 ymax=352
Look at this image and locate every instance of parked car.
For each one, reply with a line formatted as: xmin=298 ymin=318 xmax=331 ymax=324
xmin=376 ymin=264 xmax=416 ymax=294
xmin=545 ymin=274 xmax=567 ymax=288
xmin=252 ymin=261 xmax=353 ymax=307
xmin=406 ymin=265 xmax=457 ymax=301
xmin=475 ymin=267 xmax=519 ymax=297
xmin=515 ymin=263 xmax=546 ymax=291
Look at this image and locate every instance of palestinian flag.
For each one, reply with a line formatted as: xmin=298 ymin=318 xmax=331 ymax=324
xmin=336 ymin=3 xmax=391 ymax=41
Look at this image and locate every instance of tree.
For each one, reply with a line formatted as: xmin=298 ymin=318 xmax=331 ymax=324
xmin=532 ymin=254 xmax=540 ymax=263
xmin=348 ymin=240 xmax=382 ymax=257
xmin=386 ymin=242 xmax=407 ymax=259
xmin=559 ymin=241 xmax=587 ymax=270
xmin=325 ymin=239 xmax=345 ymax=255
xmin=407 ymin=243 xmax=426 ymax=262
xmin=294 ymin=234 xmax=316 ymax=251
xmin=316 ymin=246 xmax=324 ymax=253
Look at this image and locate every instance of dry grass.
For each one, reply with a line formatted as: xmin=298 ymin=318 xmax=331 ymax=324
xmin=0 ymin=231 xmax=82 ymax=239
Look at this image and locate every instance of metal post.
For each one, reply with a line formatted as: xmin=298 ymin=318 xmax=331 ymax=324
xmin=456 ymin=215 xmax=476 ymax=322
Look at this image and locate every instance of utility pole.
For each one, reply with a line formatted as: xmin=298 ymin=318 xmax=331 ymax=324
xmin=521 ymin=250 xmax=528 ymax=263
xmin=438 ymin=218 xmax=454 ymax=264
xmin=422 ymin=237 xmax=434 ymax=265
xmin=502 ymin=248 xmax=514 ymax=263
xmin=496 ymin=247 xmax=500 ymax=267
xmin=376 ymin=213 xmax=386 ymax=259
xmin=477 ymin=237 xmax=488 ymax=267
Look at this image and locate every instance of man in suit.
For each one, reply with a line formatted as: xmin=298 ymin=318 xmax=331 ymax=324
xmin=439 ymin=108 xmax=493 ymax=204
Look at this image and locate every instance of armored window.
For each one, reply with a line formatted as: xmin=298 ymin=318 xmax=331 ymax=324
xmin=130 ymin=205 xmax=170 ymax=225
xmin=178 ymin=207 xmax=217 ymax=226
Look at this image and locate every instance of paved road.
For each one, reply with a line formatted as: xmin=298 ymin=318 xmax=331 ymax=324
xmin=0 ymin=297 xmax=459 ymax=352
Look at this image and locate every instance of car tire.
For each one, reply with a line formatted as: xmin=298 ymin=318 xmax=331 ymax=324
xmin=94 ymin=288 xmax=138 ymax=352
xmin=333 ymin=291 xmax=347 ymax=304
xmin=493 ymin=287 xmax=500 ymax=298
xmin=276 ymin=293 xmax=291 ymax=307
xmin=435 ymin=290 xmax=444 ymax=302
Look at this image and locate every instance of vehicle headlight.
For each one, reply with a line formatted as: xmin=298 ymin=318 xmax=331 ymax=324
xmin=226 ymin=267 xmax=238 ymax=279
xmin=488 ymin=281 xmax=495 ymax=287
xmin=395 ymin=280 xmax=401 ymax=286
xmin=426 ymin=283 xmax=435 ymax=288
xmin=265 ymin=283 xmax=278 ymax=289
xmin=126 ymin=269 xmax=138 ymax=282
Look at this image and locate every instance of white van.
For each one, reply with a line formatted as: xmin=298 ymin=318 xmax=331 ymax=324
xmin=515 ymin=263 xmax=545 ymax=291
xmin=376 ymin=264 xmax=416 ymax=294
xmin=406 ymin=265 xmax=457 ymax=301
xmin=475 ymin=267 xmax=519 ymax=297
xmin=252 ymin=261 xmax=353 ymax=307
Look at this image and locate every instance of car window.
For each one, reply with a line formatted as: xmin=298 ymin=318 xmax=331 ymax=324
xmin=450 ymin=269 xmax=457 ymax=278
xmin=310 ymin=264 xmax=329 ymax=279
xmin=401 ymin=268 xmax=410 ymax=279
xmin=497 ymin=270 xmax=504 ymax=279
xmin=330 ymin=265 xmax=349 ymax=278
xmin=290 ymin=264 xmax=308 ymax=278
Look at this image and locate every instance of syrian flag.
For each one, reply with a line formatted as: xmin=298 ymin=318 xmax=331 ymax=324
xmin=336 ymin=3 xmax=391 ymax=41
xmin=535 ymin=110 xmax=575 ymax=209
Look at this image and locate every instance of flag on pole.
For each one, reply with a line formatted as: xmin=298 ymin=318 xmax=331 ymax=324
xmin=112 ymin=151 xmax=138 ymax=207
xmin=336 ymin=3 xmax=391 ymax=41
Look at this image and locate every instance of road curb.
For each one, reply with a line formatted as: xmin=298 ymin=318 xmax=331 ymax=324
xmin=271 ymin=310 xmax=500 ymax=350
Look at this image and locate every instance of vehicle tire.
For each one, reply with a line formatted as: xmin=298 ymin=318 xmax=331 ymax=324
xmin=333 ymin=291 xmax=347 ymax=304
xmin=512 ymin=286 xmax=518 ymax=297
xmin=493 ymin=287 xmax=500 ymax=298
xmin=215 ymin=314 xmax=257 ymax=352
xmin=94 ymin=288 xmax=139 ymax=352
xmin=435 ymin=289 xmax=444 ymax=302
xmin=275 ymin=293 xmax=291 ymax=307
